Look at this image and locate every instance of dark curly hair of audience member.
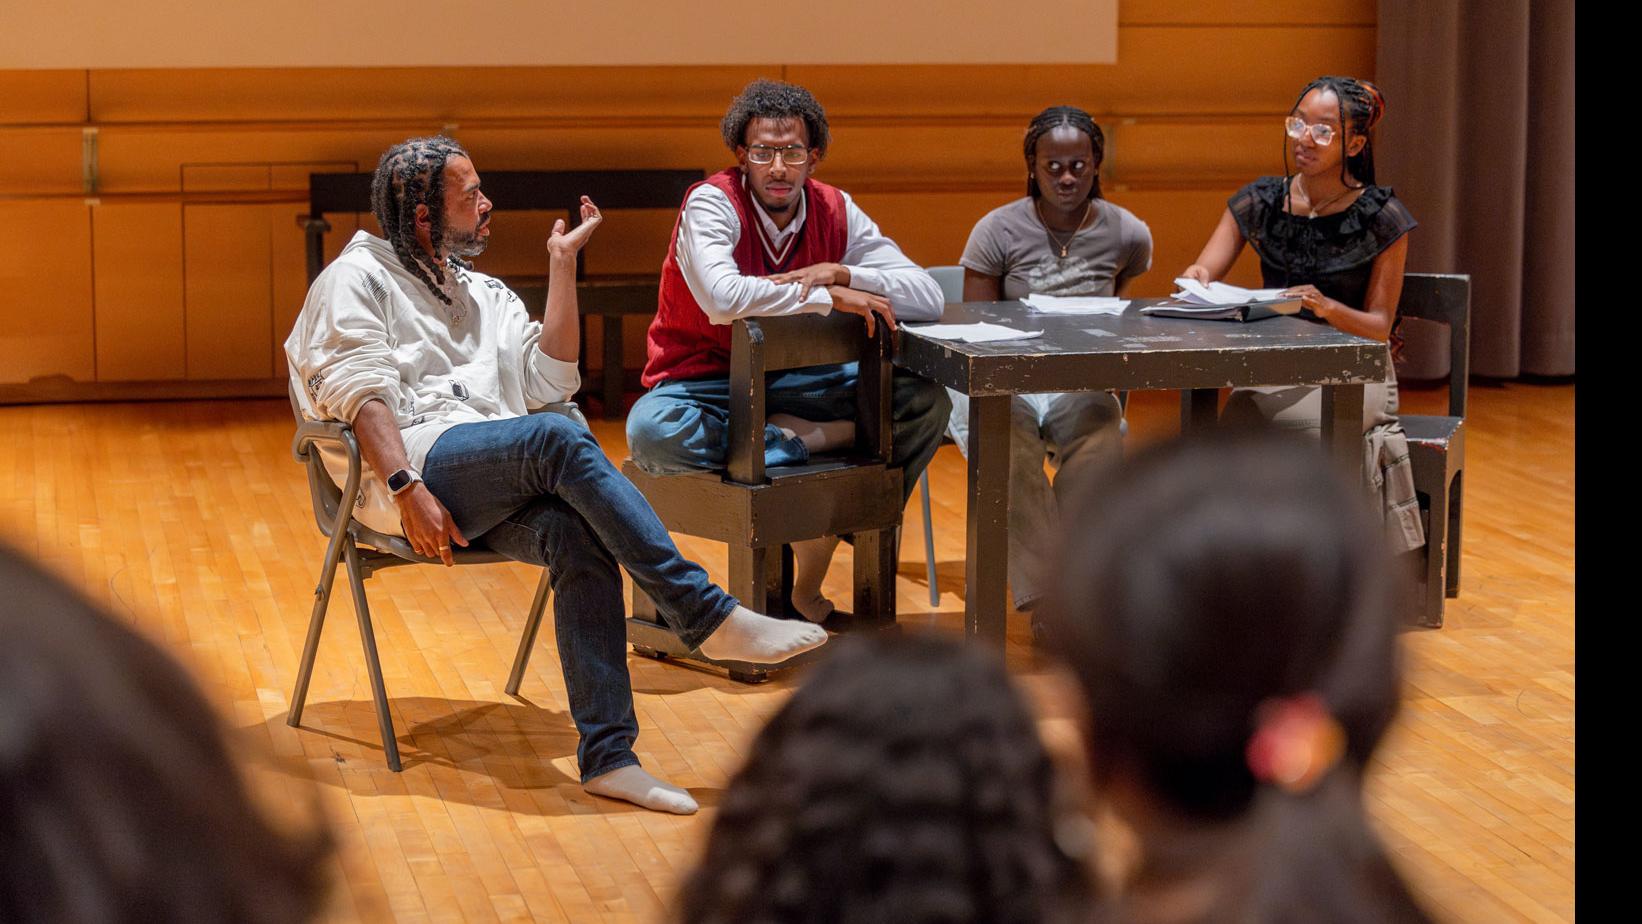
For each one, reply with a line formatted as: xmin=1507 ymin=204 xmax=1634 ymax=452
xmin=673 ymin=634 xmax=1092 ymax=924
xmin=1046 ymin=434 xmax=1433 ymax=924
xmin=369 ymin=134 xmax=468 ymax=305
xmin=0 ymin=543 xmax=333 ymax=924
xmin=720 ymin=78 xmax=831 ymax=157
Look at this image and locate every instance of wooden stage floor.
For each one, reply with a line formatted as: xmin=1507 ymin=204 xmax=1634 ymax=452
xmin=0 ymin=381 xmax=1573 ymax=923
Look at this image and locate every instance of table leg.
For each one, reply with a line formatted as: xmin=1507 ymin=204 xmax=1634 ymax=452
xmin=602 ymin=316 xmax=624 ymax=419
xmin=1321 ymin=383 xmax=1364 ymax=482
xmin=965 ymin=395 xmax=1010 ymax=649
xmin=1180 ymin=388 xmax=1219 ymax=431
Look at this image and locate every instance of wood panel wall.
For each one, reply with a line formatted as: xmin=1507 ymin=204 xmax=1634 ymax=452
xmin=0 ymin=0 xmax=1375 ymax=396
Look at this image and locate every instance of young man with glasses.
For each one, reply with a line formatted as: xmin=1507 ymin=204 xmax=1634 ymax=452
xmin=627 ymin=79 xmax=949 ymax=624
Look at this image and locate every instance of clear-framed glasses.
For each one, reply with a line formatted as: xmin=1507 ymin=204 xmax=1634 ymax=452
xmin=1285 ymin=116 xmax=1336 ymax=146
xmin=746 ymin=144 xmax=810 ymax=166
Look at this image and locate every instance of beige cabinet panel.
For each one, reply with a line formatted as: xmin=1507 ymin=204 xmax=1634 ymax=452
xmin=94 ymin=203 xmax=186 ymax=381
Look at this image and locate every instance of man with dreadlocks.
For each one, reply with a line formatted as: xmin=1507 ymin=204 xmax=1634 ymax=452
xmin=285 ymin=137 xmax=827 ymax=814
xmin=627 ymin=79 xmax=950 ymax=624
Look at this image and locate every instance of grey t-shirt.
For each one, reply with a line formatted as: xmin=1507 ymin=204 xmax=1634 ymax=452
xmin=959 ymin=197 xmax=1153 ymax=300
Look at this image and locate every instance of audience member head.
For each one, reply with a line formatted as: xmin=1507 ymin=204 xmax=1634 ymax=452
xmin=0 ymin=544 xmax=333 ymax=923
xmin=369 ymin=134 xmax=485 ymax=304
xmin=1047 ymin=434 xmax=1431 ymax=922
xmin=1285 ymin=76 xmax=1387 ymax=189
xmin=674 ymin=634 xmax=1092 ymax=924
xmin=1025 ymin=105 xmax=1106 ymax=204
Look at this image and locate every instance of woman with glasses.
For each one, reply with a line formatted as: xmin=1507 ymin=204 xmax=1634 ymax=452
xmin=950 ymin=105 xmax=1153 ymax=617
xmin=1180 ymin=76 xmax=1424 ymax=552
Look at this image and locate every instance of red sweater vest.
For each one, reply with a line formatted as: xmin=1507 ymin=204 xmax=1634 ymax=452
xmin=642 ymin=168 xmax=849 ymax=387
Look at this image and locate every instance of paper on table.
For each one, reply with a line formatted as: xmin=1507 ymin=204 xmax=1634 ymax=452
xmin=908 ymin=322 xmax=1043 ymax=343
xmin=1171 ymin=277 xmax=1288 ymax=306
xmin=1020 ymin=293 xmax=1129 ymax=315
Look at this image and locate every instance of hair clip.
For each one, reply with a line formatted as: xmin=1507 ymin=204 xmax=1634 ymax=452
xmin=1245 ymin=694 xmax=1346 ymax=794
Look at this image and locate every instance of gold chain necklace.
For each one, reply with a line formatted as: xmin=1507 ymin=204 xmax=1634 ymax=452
xmin=1292 ymin=176 xmax=1355 ymax=218
xmin=1037 ymin=199 xmax=1095 ymax=258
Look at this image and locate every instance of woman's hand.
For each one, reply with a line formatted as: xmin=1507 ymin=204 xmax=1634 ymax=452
xmin=547 ymin=196 xmax=603 ymax=260
xmin=1180 ymin=264 xmax=1214 ymax=286
xmin=1280 ymin=284 xmax=1337 ymax=319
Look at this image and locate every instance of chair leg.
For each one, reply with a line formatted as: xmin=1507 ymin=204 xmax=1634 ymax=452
xmin=1417 ymin=484 xmax=1448 ymax=629
xmin=853 ymin=528 xmax=898 ymax=629
xmin=1446 ymin=468 xmax=1463 ymax=598
xmin=343 ymin=544 xmax=402 ymax=771
xmin=728 ymin=544 xmax=774 ymax=615
xmin=919 ymin=471 xmax=939 ymax=605
xmin=289 ymin=533 xmax=349 ymax=727
xmin=506 ymin=568 xmax=553 ymax=697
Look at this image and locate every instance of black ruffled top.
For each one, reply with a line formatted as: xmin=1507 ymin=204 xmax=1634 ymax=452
xmin=1228 ymin=176 xmax=1418 ymax=319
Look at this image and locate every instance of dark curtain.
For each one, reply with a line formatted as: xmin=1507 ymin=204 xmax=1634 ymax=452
xmin=1376 ymin=0 xmax=1573 ymax=380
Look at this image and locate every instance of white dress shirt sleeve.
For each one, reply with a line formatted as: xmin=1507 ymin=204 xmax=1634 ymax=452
xmin=675 ymin=184 xmax=835 ymax=324
xmin=837 ymin=191 xmax=945 ymax=321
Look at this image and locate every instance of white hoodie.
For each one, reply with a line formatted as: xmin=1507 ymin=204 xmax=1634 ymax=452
xmin=285 ymin=231 xmax=581 ymax=536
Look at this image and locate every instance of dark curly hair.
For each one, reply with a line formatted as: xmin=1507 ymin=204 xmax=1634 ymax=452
xmin=1025 ymin=105 xmax=1105 ymax=201
xmin=673 ymin=634 xmax=1092 ymax=924
xmin=369 ymin=135 xmax=468 ymax=305
xmin=0 ymin=542 xmax=334 ymax=924
xmin=720 ymin=78 xmax=831 ymax=157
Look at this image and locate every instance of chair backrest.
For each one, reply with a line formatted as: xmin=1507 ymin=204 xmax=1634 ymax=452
xmin=927 ymin=265 xmax=965 ymax=304
xmin=726 ymin=313 xmax=892 ymax=484
xmin=1397 ymin=273 xmax=1470 ymax=419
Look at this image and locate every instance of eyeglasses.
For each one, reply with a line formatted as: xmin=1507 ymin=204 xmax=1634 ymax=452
xmin=1285 ymin=116 xmax=1336 ymax=146
xmin=746 ymin=144 xmax=810 ymax=166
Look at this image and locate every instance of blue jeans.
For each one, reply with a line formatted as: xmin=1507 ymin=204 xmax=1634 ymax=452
xmin=625 ymin=363 xmax=951 ymax=503
xmin=421 ymin=412 xmax=739 ymax=782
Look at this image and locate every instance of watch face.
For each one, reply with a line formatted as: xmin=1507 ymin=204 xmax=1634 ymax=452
xmin=388 ymin=470 xmax=413 ymax=493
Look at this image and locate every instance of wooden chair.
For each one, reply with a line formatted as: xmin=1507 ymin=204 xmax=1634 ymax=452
xmin=621 ymin=312 xmax=903 ymax=682
xmin=1397 ymin=273 xmax=1470 ymax=628
xmin=286 ymin=386 xmax=584 ymax=770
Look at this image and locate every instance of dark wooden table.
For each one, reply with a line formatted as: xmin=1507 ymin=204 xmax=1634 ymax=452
xmin=895 ymin=299 xmax=1389 ymax=646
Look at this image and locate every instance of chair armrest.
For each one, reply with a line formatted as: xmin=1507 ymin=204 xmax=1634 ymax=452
xmin=292 ymin=418 xmax=353 ymax=463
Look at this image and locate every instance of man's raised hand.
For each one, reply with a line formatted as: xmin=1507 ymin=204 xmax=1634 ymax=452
xmin=548 ymin=196 xmax=603 ymax=260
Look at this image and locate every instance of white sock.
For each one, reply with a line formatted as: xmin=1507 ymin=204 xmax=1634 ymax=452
xmin=583 ymin=764 xmax=698 ymax=815
xmin=768 ymin=413 xmax=855 ymax=454
xmin=698 ymin=605 xmax=829 ymax=663
xmin=790 ymin=535 xmax=841 ymax=623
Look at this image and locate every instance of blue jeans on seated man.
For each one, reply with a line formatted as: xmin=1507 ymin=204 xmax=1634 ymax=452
xmin=421 ymin=412 xmax=739 ymax=783
xmin=624 ymin=362 xmax=951 ymax=503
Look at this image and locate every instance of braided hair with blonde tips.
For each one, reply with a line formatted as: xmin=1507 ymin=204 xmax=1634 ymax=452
xmin=369 ymin=135 xmax=468 ymax=305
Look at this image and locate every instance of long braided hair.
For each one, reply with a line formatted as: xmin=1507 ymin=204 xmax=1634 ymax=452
xmin=1024 ymin=106 xmax=1105 ymax=202
xmin=1283 ymin=76 xmax=1387 ymax=192
xmin=369 ymin=135 xmax=468 ymax=305
xmin=1280 ymin=77 xmax=1388 ymax=290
